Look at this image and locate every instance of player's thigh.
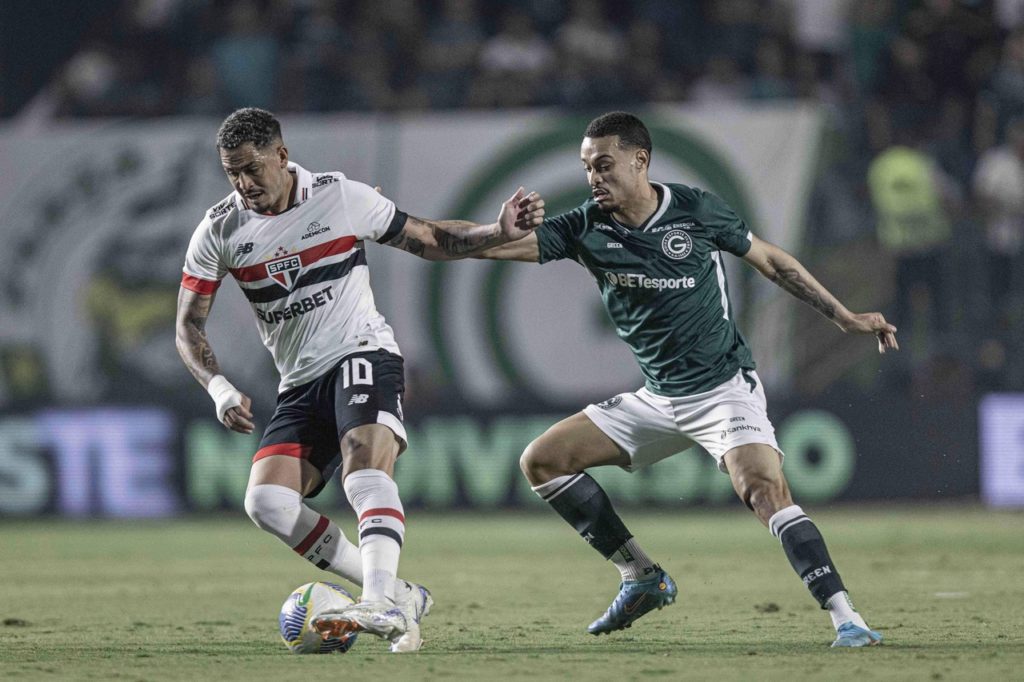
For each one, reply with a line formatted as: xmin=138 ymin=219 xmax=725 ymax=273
xmin=723 ymin=443 xmax=789 ymax=492
xmin=677 ymin=369 xmax=783 ymax=474
xmin=332 ymin=350 xmax=407 ymax=477
xmin=525 ymin=389 xmax=686 ymax=478
xmin=252 ymin=383 xmax=344 ymax=499
xmin=340 ymin=423 xmax=401 ymax=477
xmin=525 ymin=411 xmax=630 ymax=475
xmin=248 ymin=454 xmax=325 ymax=498
xmin=577 ymin=389 xmax=691 ymax=472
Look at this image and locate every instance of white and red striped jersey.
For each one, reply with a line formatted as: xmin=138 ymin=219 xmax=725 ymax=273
xmin=181 ymin=161 xmax=406 ymax=392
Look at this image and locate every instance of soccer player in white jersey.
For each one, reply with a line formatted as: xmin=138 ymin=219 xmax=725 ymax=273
xmin=175 ymin=108 xmax=544 ymax=651
xmin=467 ymin=112 xmax=897 ymax=647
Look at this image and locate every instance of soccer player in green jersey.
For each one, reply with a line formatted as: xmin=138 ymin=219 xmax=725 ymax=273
xmin=479 ymin=112 xmax=898 ymax=647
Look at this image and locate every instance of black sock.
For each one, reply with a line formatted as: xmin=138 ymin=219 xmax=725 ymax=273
xmin=536 ymin=473 xmax=632 ymax=559
xmin=774 ymin=511 xmax=846 ymax=608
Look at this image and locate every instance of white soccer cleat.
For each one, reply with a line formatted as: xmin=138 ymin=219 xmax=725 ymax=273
xmin=390 ymin=580 xmax=433 ymax=653
xmin=313 ymin=601 xmax=408 ymax=643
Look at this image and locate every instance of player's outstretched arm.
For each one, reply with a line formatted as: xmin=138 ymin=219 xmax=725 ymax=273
xmin=742 ymin=236 xmax=899 ymax=354
xmin=175 ymin=287 xmax=255 ymax=433
xmin=476 ymin=231 xmax=541 ymax=262
xmin=384 ymin=187 xmax=544 ymax=261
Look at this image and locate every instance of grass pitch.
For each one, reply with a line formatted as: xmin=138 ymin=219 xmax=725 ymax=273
xmin=1 ymin=507 xmax=1022 ymax=681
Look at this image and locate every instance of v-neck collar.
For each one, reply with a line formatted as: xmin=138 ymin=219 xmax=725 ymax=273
xmin=611 ymin=182 xmax=670 ymax=232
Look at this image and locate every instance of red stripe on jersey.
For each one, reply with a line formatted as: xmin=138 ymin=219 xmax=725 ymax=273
xmin=358 ymin=507 xmax=406 ymax=524
xmin=252 ymin=442 xmax=313 ymax=462
xmin=229 ymin=235 xmax=358 ymax=283
xmin=299 ymin=235 xmax=357 ymax=267
xmin=181 ymin=273 xmax=221 ymax=294
xmin=293 ymin=515 xmax=330 ymax=555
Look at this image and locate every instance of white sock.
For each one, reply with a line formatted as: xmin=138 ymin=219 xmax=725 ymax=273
xmin=244 ymin=484 xmax=362 ymax=582
xmin=768 ymin=504 xmax=810 ymax=538
xmin=826 ymin=591 xmax=869 ymax=631
xmin=609 ymin=538 xmax=659 ymax=582
xmin=343 ymin=469 xmax=405 ymax=604
xmin=530 ymin=473 xmax=578 ymax=499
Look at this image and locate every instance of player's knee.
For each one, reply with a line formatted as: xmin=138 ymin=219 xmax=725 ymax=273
xmin=735 ymin=470 xmax=786 ymax=511
xmin=520 ymin=438 xmax=557 ymax=484
xmin=244 ymin=485 xmax=298 ymax=533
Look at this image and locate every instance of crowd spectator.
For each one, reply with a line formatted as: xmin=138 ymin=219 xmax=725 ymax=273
xmin=867 ymin=139 xmax=956 ymax=349
xmin=209 ymin=1 xmax=282 ymax=110
xmin=472 ymin=10 xmax=554 ymax=108
xmin=8 ymin=0 xmax=1024 ymax=396
xmin=418 ymin=0 xmax=486 ymax=108
xmin=973 ymin=117 xmax=1024 ymax=317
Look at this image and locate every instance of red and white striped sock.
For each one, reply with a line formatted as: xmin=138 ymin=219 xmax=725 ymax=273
xmin=244 ymin=484 xmax=362 ymax=581
xmin=343 ymin=469 xmax=405 ymax=604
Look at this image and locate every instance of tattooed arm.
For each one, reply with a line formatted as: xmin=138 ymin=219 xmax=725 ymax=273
xmin=175 ymin=287 xmax=254 ymax=432
xmin=742 ymin=236 xmax=899 ymax=354
xmin=384 ymin=187 xmax=544 ymax=261
xmin=175 ymin=288 xmax=221 ymax=386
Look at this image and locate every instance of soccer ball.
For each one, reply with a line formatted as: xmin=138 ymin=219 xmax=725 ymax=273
xmin=279 ymin=582 xmax=359 ymax=654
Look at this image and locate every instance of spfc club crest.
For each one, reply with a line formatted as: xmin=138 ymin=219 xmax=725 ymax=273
xmin=266 ymin=254 xmax=302 ymax=289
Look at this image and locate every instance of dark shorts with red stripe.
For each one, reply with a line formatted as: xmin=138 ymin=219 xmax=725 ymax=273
xmin=253 ymin=349 xmax=406 ymax=498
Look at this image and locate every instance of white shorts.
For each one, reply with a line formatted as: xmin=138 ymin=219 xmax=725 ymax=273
xmin=583 ymin=369 xmax=782 ymax=474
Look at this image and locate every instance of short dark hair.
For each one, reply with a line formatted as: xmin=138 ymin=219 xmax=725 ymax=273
xmin=216 ymin=107 xmax=283 ymax=149
xmin=584 ymin=112 xmax=652 ymax=154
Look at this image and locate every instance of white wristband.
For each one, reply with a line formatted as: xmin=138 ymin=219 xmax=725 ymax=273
xmin=207 ymin=375 xmax=243 ymax=422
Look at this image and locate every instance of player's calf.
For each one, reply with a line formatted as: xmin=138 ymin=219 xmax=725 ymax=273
xmin=343 ymin=468 xmax=406 ymax=604
xmin=769 ymin=505 xmax=881 ymax=646
xmin=244 ymin=483 xmax=362 ymax=580
xmin=531 ymin=472 xmax=676 ymax=632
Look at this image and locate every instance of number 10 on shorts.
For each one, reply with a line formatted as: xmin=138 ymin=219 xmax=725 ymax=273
xmin=341 ymin=357 xmax=374 ymax=388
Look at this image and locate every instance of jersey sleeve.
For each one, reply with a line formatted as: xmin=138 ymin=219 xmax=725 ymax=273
xmin=536 ymin=207 xmax=586 ymax=264
xmin=181 ymin=219 xmax=226 ymax=294
xmin=699 ymin=191 xmax=753 ymax=256
xmin=337 ymin=178 xmax=408 ymax=243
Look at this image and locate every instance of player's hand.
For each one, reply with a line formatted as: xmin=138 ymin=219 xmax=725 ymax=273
xmin=207 ymin=375 xmax=255 ymax=433
xmin=223 ymin=394 xmax=255 ymax=434
xmin=497 ymin=187 xmax=544 ymax=241
xmin=841 ymin=312 xmax=899 ymax=354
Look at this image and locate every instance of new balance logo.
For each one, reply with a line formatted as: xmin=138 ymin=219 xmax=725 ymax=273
xmin=234 ymin=242 xmax=254 ymax=257
xmin=348 ymin=394 xmax=369 ymax=405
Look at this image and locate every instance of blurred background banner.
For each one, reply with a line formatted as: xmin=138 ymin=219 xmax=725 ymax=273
xmin=0 ymin=106 xmax=831 ymax=516
xmin=1 ymin=0 xmax=1021 ymax=516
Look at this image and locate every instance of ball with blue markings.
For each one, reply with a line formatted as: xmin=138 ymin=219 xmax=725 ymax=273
xmin=279 ymin=582 xmax=359 ymax=654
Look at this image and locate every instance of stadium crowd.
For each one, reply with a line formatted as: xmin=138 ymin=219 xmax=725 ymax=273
xmin=7 ymin=0 xmax=1024 ymax=396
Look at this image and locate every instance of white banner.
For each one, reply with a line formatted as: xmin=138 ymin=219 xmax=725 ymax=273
xmin=0 ymin=106 xmax=821 ymax=409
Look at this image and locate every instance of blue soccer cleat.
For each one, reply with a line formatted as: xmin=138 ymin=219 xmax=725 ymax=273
xmin=587 ymin=568 xmax=678 ymax=635
xmin=831 ymin=622 xmax=883 ymax=648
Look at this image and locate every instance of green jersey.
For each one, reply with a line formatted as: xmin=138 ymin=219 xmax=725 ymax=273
xmin=536 ymin=182 xmax=756 ymax=397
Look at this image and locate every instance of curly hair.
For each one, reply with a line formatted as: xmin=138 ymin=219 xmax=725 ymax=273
xmin=584 ymin=112 xmax=652 ymax=155
xmin=216 ymin=107 xmax=283 ymax=149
